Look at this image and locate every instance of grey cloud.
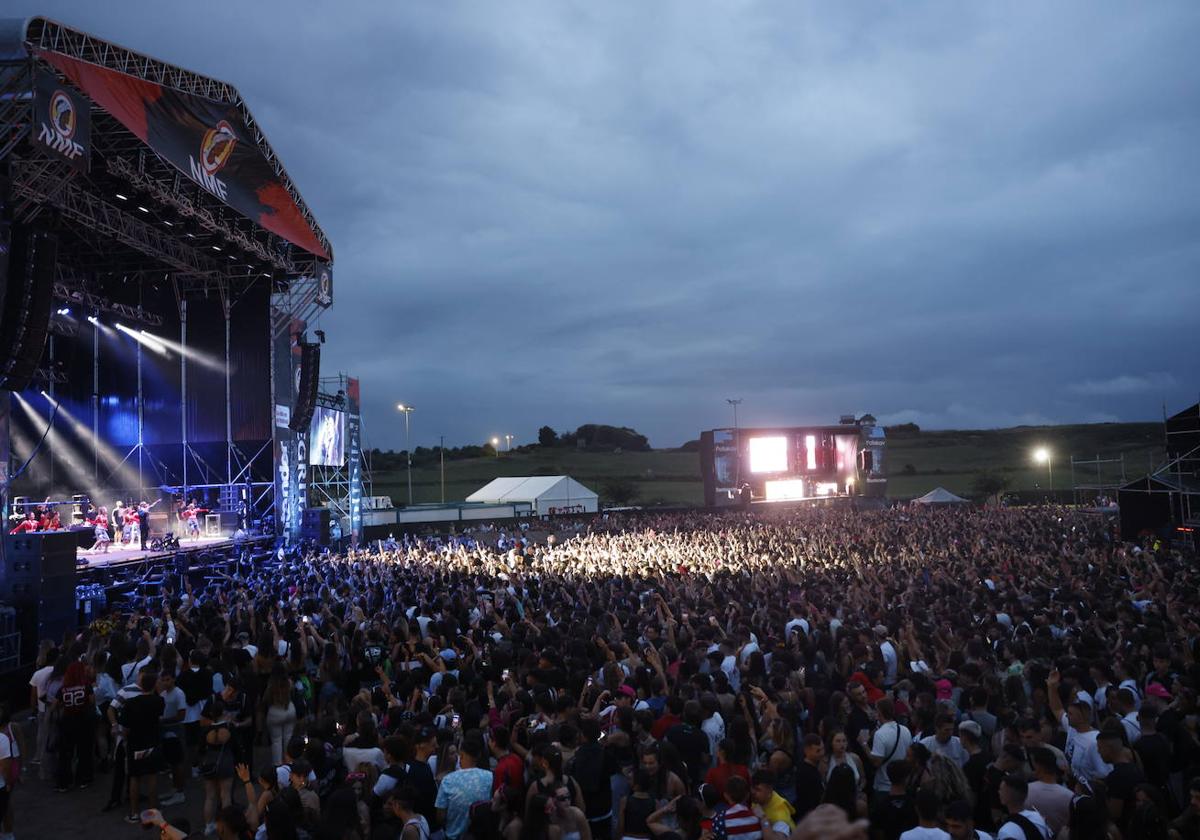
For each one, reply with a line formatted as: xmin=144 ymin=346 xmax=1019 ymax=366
xmin=14 ymin=0 xmax=1200 ymax=448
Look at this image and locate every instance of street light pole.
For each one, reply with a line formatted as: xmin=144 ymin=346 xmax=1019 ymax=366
xmin=397 ymin=404 xmax=415 ymax=506
xmin=491 ymin=437 xmax=500 ymax=459
xmin=504 ymin=433 xmax=513 ymax=452
xmin=440 ymin=435 xmax=445 ymax=504
xmin=726 ymin=398 xmax=742 ymax=431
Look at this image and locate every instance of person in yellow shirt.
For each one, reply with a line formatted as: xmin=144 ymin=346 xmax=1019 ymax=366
xmin=750 ymin=769 xmax=796 ymax=840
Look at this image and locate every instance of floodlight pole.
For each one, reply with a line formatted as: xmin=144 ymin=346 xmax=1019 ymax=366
xmin=440 ymin=435 xmax=445 ymax=503
xmin=403 ymin=409 xmax=413 ymax=506
xmin=727 ymin=398 xmax=743 ymax=488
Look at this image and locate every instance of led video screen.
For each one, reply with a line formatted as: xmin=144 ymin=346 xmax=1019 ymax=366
xmin=748 ymin=436 xmax=789 ymax=473
xmin=309 ymin=406 xmax=345 ymax=466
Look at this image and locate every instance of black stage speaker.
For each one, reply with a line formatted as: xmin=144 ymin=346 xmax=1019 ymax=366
xmin=2 ymin=531 xmax=78 ymax=659
xmin=301 ymin=507 xmax=330 ymax=544
xmin=289 ymin=342 xmax=320 ymax=432
xmin=3 ymin=530 xmax=77 ymax=581
xmin=0 ymin=226 xmax=58 ymax=392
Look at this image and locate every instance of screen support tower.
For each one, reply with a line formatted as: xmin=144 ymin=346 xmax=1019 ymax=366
xmin=306 ymin=373 xmax=368 ymax=542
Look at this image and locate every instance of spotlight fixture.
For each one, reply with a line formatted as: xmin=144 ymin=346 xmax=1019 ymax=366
xmin=314 ymin=329 xmax=326 ymax=344
xmin=55 ymin=307 xmax=70 ymax=316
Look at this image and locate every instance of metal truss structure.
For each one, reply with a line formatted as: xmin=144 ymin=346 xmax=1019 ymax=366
xmin=308 ymin=374 xmax=371 ymax=532
xmin=0 ymin=15 xmax=335 ymax=539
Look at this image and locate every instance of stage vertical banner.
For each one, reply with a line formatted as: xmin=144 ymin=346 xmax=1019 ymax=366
xmin=346 ymin=378 xmax=362 ymax=543
xmin=273 ymin=320 xmax=306 ymax=542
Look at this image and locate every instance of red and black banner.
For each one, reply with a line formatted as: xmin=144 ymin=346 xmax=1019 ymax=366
xmin=35 ymin=50 xmax=328 ymax=260
xmin=32 ymin=67 xmax=90 ymax=172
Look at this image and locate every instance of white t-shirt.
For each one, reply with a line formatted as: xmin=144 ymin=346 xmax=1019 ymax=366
xmin=995 ymin=809 xmax=1050 ymax=839
xmin=880 ymin=640 xmax=899 ymax=685
xmin=784 ymin=617 xmax=810 ymax=639
xmin=30 ymin=665 xmax=54 ymax=713
xmin=871 ymin=721 xmax=913 ymax=792
xmin=0 ymin=728 xmax=15 ymax=791
xmin=919 ymin=734 xmax=968 ymax=768
xmin=1059 ymin=714 xmax=1111 ymax=783
xmin=122 ymin=656 xmax=152 ymax=687
xmin=159 ymin=686 xmax=188 ymax=736
xmin=900 ymin=828 xmax=950 ymax=840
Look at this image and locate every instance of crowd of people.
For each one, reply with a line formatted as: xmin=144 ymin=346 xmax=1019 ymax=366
xmin=4 ymin=504 xmax=1200 ymax=840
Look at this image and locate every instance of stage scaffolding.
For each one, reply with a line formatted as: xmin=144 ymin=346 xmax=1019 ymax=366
xmin=308 ymin=373 xmax=370 ymax=538
xmin=1 ymin=16 xmax=334 ymax=540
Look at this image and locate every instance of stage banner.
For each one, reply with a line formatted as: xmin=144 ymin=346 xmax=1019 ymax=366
xmin=273 ymin=320 xmax=307 ymax=542
xmin=36 ymin=51 xmax=328 ymax=260
xmin=346 ymin=378 xmax=362 ymax=542
xmin=315 ymin=263 xmax=333 ymax=308
xmin=32 ymin=67 xmax=90 ymax=172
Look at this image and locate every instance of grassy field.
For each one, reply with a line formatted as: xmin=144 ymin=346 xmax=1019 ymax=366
xmin=367 ymin=422 xmax=1167 ymax=507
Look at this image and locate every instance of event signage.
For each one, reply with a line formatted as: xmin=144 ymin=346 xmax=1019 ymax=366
xmin=32 ymin=68 xmax=90 ymax=172
xmin=315 ymin=264 xmax=333 ymax=308
xmin=274 ymin=404 xmax=291 ymax=430
xmin=346 ymin=378 xmax=362 ymax=541
xmin=36 ymin=50 xmax=328 ymax=259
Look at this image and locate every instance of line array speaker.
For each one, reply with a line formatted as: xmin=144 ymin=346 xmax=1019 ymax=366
xmin=289 ymin=342 xmax=320 ymax=432
xmin=0 ymin=225 xmax=58 ymax=392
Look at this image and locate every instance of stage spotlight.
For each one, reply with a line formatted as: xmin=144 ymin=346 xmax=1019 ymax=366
xmin=56 ymin=307 xmax=71 ymax=316
xmin=87 ymin=315 xmax=99 ymax=324
xmin=115 ymin=322 xmax=169 ymax=356
xmin=139 ymin=330 xmax=225 ymax=373
xmin=314 ymin=330 xmax=326 ymax=344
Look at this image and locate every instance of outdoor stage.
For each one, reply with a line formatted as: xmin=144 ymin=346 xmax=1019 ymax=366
xmin=75 ymin=533 xmax=233 ymax=569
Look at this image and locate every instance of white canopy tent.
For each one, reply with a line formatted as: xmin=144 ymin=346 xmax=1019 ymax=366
xmin=913 ymin=486 xmax=970 ymax=505
xmin=466 ymin=475 xmax=599 ymax=516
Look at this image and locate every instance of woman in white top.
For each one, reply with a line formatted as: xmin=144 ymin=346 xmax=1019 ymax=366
xmin=821 ymin=728 xmax=865 ymax=792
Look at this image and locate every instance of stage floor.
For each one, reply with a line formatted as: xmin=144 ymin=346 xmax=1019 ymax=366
xmin=77 ymin=533 xmax=232 ymax=569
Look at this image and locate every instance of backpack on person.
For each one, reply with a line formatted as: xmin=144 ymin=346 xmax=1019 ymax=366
xmin=1001 ymin=813 xmax=1046 ymax=840
xmin=292 ymin=675 xmax=312 ymax=719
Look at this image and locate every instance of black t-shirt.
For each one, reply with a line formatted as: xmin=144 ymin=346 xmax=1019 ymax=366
xmin=122 ymin=692 xmax=166 ymax=751
xmin=405 ymin=758 xmax=438 ymax=822
xmin=665 ymin=723 xmax=710 ymax=785
xmin=793 ymin=760 xmax=824 ymax=819
xmin=869 ymin=793 xmax=916 ymax=840
xmin=1134 ymin=732 xmax=1172 ymax=789
xmin=1104 ymin=761 xmax=1146 ymax=828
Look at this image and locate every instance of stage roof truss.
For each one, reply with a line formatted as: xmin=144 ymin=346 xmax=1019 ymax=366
xmin=22 ymin=16 xmax=332 ymax=264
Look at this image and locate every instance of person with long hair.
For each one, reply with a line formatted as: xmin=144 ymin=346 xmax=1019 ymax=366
xmin=522 ymin=793 xmax=555 ymax=840
xmin=822 ymin=764 xmax=861 ymax=822
xmin=200 ymin=681 xmax=243 ymax=836
xmin=261 ymin=663 xmax=297 ymax=765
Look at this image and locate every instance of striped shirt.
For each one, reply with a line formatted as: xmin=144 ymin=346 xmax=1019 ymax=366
xmin=713 ymin=803 xmax=762 ymax=840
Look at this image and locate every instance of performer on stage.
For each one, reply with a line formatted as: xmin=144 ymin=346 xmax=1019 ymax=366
xmin=121 ymin=504 xmax=137 ymax=545
xmin=92 ymin=506 xmax=112 ymax=554
xmin=136 ymin=499 xmax=160 ymax=550
xmin=8 ymin=511 xmax=38 ymax=534
xmin=181 ymin=502 xmax=201 ymax=541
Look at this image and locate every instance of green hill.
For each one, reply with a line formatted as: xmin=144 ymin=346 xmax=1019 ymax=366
xmin=366 ymin=422 xmax=1166 ymax=506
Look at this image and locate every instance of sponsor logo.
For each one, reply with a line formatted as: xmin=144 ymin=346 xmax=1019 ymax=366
xmin=316 ymin=269 xmax=332 ymax=306
xmin=37 ymin=89 xmax=85 ymax=161
xmin=295 ymin=436 xmax=308 ymax=537
xmin=278 ymin=443 xmax=291 ymax=534
xmin=188 ymin=120 xmax=237 ymax=200
xmin=275 ymin=404 xmax=291 ymax=429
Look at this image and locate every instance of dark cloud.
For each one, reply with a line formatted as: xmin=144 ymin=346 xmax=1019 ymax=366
xmin=14 ymin=1 xmax=1200 ymax=447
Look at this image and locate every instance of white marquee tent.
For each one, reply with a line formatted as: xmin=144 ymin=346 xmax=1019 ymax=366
xmin=913 ymin=486 xmax=969 ymax=505
xmin=466 ymin=475 xmax=599 ymax=516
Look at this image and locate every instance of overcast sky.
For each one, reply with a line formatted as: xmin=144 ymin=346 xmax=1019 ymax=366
xmin=15 ymin=2 xmax=1200 ymax=448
